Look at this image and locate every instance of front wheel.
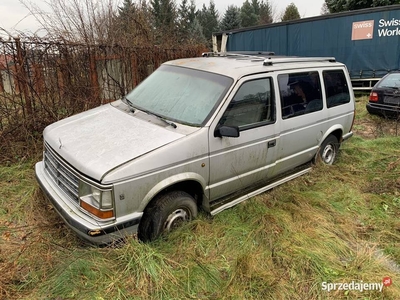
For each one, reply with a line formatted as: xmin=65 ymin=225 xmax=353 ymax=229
xmin=138 ymin=191 xmax=198 ymax=242
xmin=318 ymin=135 xmax=339 ymax=165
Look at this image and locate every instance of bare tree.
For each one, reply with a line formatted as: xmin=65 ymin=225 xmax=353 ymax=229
xmin=114 ymin=0 xmax=154 ymax=46
xmin=19 ymin=0 xmax=118 ymax=44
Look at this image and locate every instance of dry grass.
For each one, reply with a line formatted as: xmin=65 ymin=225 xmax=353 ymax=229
xmin=353 ymin=96 xmax=400 ymax=138
xmin=0 ymin=97 xmax=400 ymax=299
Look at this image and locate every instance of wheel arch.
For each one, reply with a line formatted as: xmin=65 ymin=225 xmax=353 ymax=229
xmin=138 ymin=173 xmax=207 ymax=212
xmin=320 ymin=126 xmax=343 ymax=146
xmin=314 ymin=127 xmax=343 ymax=164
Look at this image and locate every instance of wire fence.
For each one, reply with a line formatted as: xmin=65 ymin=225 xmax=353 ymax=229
xmin=0 ymin=38 xmax=205 ymax=161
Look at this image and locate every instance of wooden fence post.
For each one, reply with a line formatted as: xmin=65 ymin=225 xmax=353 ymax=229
xmin=32 ymin=63 xmax=45 ymax=94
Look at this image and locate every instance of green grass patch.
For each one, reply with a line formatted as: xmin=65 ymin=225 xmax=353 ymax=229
xmin=1 ymin=99 xmax=400 ymax=299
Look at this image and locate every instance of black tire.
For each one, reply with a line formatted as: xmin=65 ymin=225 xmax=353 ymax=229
xmin=138 ymin=191 xmax=198 ymax=242
xmin=318 ymin=135 xmax=339 ymax=165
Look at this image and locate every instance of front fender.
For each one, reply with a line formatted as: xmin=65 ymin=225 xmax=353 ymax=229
xmin=138 ymin=172 xmax=208 ymax=211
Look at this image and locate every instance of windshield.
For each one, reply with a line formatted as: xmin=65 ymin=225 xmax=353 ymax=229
xmin=125 ymin=65 xmax=233 ymax=126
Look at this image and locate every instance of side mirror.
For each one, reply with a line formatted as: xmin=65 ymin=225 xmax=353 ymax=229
xmin=214 ymin=125 xmax=240 ymax=138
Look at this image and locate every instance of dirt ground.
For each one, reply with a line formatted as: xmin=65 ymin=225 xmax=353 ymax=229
xmin=352 ymin=95 xmax=399 ymax=139
xmin=354 ymin=115 xmax=400 ymax=139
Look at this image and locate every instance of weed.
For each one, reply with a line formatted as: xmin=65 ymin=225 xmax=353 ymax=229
xmin=1 ymin=99 xmax=400 ymax=299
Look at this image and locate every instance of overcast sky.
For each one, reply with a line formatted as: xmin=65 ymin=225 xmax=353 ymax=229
xmin=0 ymin=0 xmax=325 ymax=36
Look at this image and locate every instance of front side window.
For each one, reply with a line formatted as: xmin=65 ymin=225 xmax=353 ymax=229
xmin=278 ymin=71 xmax=323 ymax=119
xmin=125 ymin=65 xmax=233 ymax=126
xmin=323 ymin=70 xmax=350 ymax=108
xmin=218 ymin=78 xmax=275 ymax=129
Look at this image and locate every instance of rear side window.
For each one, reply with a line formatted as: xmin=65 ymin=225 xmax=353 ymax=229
xmin=323 ymin=70 xmax=350 ymax=108
xmin=219 ymin=78 xmax=275 ymax=129
xmin=278 ymin=71 xmax=323 ymax=119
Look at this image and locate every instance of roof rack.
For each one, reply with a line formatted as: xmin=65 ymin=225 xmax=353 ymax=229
xmin=227 ymin=51 xmax=275 ymax=56
xmin=201 ymin=52 xmax=337 ymax=66
xmin=263 ymin=57 xmax=336 ymax=66
xmin=201 ymin=51 xmax=275 ymax=60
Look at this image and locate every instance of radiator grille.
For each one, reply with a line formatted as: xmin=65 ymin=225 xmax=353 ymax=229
xmin=44 ymin=143 xmax=80 ymax=204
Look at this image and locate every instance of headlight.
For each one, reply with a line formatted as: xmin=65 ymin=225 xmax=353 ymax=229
xmin=79 ymin=181 xmax=114 ymax=220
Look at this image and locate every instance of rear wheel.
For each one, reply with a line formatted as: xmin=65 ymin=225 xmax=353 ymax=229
xmin=138 ymin=191 xmax=198 ymax=242
xmin=318 ymin=135 xmax=339 ymax=165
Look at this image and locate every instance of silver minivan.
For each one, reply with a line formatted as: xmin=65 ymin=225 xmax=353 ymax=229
xmin=35 ymin=53 xmax=355 ymax=244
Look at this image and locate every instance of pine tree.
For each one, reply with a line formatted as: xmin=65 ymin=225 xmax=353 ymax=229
xmin=118 ymin=0 xmax=135 ymax=17
xmin=114 ymin=0 xmax=153 ymax=46
xmin=150 ymin=0 xmax=176 ymax=29
xmin=197 ymin=1 xmax=220 ymax=41
xmin=208 ymin=1 xmax=220 ymax=34
xmin=325 ymin=0 xmax=400 ymax=13
xmin=281 ymin=2 xmax=301 ymax=22
xmin=188 ymin=0 xmax=197 ymax=24
xmin=178 ymin=0 xmax=191 ymax=32
xmin=150 ymin=0 xmax=177 ymax=43
xmin=117 ymin=0 xmax=136 ymax=33
xmin=220 ymin=5 xmax=241 ymax=31
xmin=178 ymin=0 xmax=206 ymax=43
xmin=188 ymin=18 xmax=207 ymax=44
xmin=259 ymin=0 xmax=273 ymax=24
xmin=150 ymin=0 xmax=162 ymax=28
xmin=241 ymin=0 xmax=259 ymax=28
xmin=252 ymin=0 xmax=261 ymax=16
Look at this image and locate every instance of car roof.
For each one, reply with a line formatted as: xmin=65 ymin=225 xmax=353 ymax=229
xmin=164 ymin=53 xmax=345 ymax=80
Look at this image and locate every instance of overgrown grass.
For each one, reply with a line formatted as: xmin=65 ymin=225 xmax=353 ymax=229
xmin=354 ymin=95 xmax=400 ymax=138
xmin=1 ymin=98 xmax=400 ymax=299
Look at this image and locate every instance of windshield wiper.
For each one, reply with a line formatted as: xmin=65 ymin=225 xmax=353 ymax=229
xmin=122 ymin=96 xmax=136 ymax=112
xmin=122 ymin=99 xmax=177 ymax=128
xmin=143 ymin=110 xmax=177 ymax=129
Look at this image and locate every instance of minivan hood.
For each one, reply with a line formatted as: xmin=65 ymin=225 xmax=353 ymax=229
xmin=44 ymin=104 xmax=185 ymax=181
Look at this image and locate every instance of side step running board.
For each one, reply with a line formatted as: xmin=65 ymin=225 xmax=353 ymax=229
xmin=210 ymin=167 xmax=312 ymax=215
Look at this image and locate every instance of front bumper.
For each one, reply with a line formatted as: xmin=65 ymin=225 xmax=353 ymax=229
xmin=366 ymin=103 xmax=400 ymax=118
xmin=35 ymin=161 xmax=142 ymax=245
